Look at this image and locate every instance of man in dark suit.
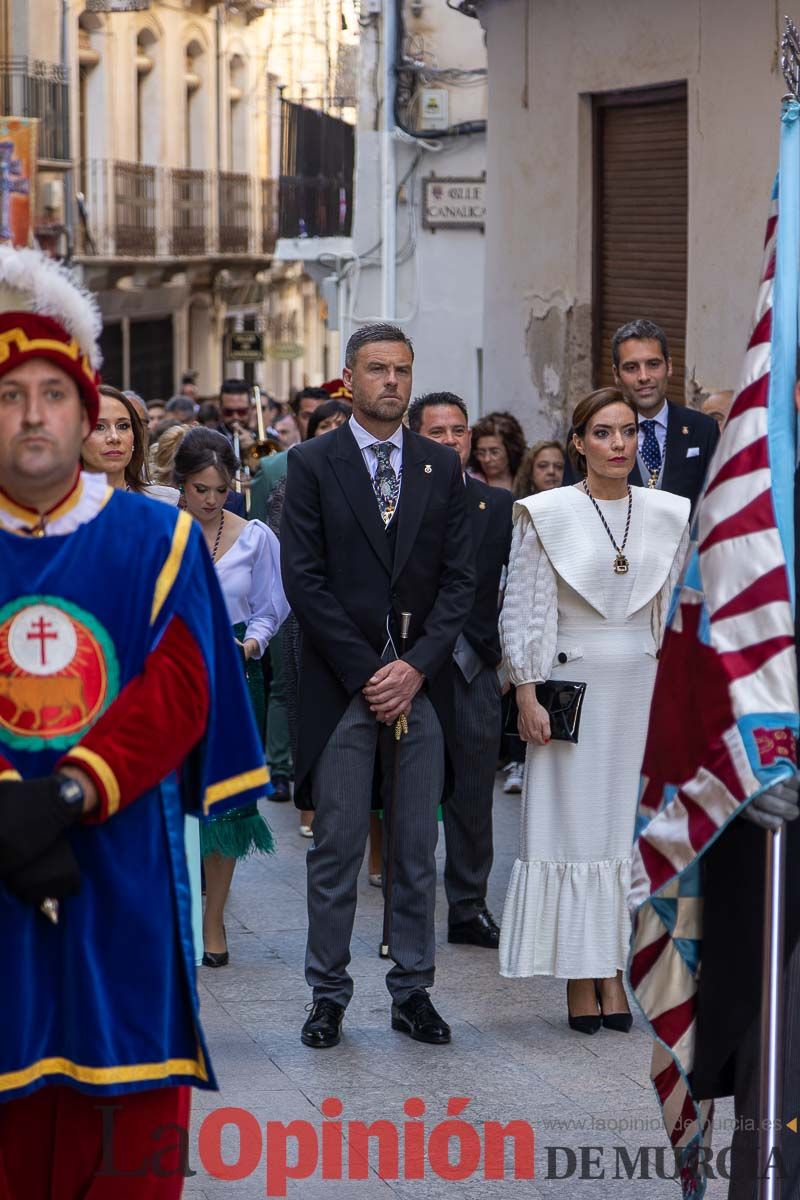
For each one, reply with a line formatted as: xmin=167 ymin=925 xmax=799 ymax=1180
xmin=563 ymin=320 xmax=719 ymax=511
xmin=611 ymin=319 xmax=719 ymax=510
xmin=280 ymin=323 xmax=474 ymax=1050
xmin=408 ymin=392 xmax=512 ymax=949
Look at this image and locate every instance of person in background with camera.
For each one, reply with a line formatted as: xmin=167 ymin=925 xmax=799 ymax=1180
xmin=498 ymin=387 xmax=689 ymax=1033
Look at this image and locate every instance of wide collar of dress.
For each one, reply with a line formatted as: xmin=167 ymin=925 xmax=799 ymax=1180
xmin=513 ymin=485 xmax=689 ymax=618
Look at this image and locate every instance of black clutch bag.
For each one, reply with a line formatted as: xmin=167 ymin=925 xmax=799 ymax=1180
xmin=535 ymin=679 xmax=587 ymax=744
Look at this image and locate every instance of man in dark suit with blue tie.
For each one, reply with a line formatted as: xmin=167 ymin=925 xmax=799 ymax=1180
xmin=611 ymin=319 xmax=719 ymax=510
xmin=409 ymin=392 xmax=513 ymax=949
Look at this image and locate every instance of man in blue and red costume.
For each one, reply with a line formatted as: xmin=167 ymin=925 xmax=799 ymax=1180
xmin=0 ymin=247 xmax=268 ymax=1199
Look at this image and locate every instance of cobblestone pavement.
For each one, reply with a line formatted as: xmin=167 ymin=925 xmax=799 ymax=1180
xmin=185 ymin=778 xmax=732 ymax=1200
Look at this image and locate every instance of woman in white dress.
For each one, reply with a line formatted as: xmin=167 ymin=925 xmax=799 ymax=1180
xmin=499 ymin=388 xmax=690 ymax=1033
xmin=173 ymin=428 xmax=289 ymax=966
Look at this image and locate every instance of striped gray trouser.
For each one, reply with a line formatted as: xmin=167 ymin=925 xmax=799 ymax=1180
xmin=305 ymin=689 xmax=444 ymax=1007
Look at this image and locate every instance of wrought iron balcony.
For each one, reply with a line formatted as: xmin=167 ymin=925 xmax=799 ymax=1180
xmin=0 ymin=58 xmax=70 ymax=163
xmin=261 ymin=178 xmax=278 ymax=253
xmin=171 ymin=168 xmax=210 ymax=256
xmin=76 ymin=159 xmax=276 ymax=260
xmin=219 ymin=171 xmax=250 ymax=253
xmin=278 ymin=175 xmax=352 ymax=239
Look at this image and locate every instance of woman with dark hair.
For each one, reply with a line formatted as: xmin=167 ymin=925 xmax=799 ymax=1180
xmin=174 ymin=427 xmax=289 ymax=966
xmin=82 ymin=385 xmax=177 ymax=502
xmin=468 ymin=411 xmax=527 ymax=491
xmin=305 ymin=398 xmax=351 ymax=440
xmin=498 ymin=388 xmax=690 ymax=1034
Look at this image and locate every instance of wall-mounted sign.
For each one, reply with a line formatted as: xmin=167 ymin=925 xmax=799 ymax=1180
xmin=422 ymin=176 xmax=486 ymax=231
xmin=85 ymin=1 xmax=151 ymax=10
xmin=267 ymin=342 xmax=304 ymax=361
xmin=0 ymin=118 xmax=37 ymax=247
xmin=227 ymin=330 xmax=264 ymax=363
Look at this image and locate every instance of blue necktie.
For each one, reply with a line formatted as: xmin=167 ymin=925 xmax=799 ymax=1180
xmin=640 ymin=420 xmax=662 ymax=484
xmin=372 ymin=443 xmax=400 ymax=525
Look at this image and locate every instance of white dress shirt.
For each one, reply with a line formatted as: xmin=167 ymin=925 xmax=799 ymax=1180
xmin=637 ymin=400 xmax=668 ymax=459
xmin=215 ymin=519 xmax=289 ymax=657
xmin=348 ymin=414 xmax=404 ymax=499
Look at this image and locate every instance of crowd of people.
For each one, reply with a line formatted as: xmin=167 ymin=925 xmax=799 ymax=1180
xmin=2 ymin=243 xmax=798 ymax=1200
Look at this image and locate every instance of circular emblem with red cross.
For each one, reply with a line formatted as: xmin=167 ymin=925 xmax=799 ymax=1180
xmin=0 ymin=596 xmax=119 ymax=750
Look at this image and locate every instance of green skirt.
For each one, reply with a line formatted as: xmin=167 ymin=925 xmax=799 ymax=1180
xmin=200 ymin=622 xmax=275 ymax=860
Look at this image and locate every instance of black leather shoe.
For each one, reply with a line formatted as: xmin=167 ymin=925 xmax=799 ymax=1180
xmin=447 ymin=905 xmax=500 ymax=948
xmin=391 ymin=991 xmax=451 ymax=1044
xmin=301 ymin=998 xmax=344 ymax=1049
xmin=269 ymin=775 xmax=292 ymax=803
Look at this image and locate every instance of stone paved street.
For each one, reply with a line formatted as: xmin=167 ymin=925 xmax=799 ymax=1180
xmin=185 ymin=779 xmax=733 ymax=1200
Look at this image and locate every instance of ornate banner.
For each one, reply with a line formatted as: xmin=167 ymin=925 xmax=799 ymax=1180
xmin=0 ymin=117 xmax=37 ymax=248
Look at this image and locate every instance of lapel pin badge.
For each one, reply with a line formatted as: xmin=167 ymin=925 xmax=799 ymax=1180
xmin=682 ymin=425 xmax=689 ymax=435
xmin=479 ymin=500 xmax=487 ymax=510
xmin=424 ymin=464 xmax=432 ymax=474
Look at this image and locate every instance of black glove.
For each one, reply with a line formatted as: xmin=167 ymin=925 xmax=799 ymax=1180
xmin=0 ymin=776 xmax=82 ymax=878
xmin=3 ymin=836 xmax=81 ymax=906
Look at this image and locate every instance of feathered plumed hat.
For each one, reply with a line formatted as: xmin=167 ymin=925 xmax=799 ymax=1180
xmin=0 ymin=246 xmax=102 ymax=424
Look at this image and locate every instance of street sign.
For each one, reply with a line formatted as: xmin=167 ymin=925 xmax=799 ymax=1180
xmin=85 ymin=1 xmax=151 ymax=10
xmin=422 ymin=176 xmax=486 ymax=231
xmin=267 ymin=342 xmax=304 ymax=361
xmin=228 ymin=331 xmax=264 ymax=363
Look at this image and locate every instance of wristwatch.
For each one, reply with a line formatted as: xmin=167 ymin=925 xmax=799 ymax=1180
xmin=55 ymin=773 xmax=85 ymax=819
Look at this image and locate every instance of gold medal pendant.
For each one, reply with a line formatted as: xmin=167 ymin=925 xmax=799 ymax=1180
xmin=613 ymin=553 xmax=630 ymax=575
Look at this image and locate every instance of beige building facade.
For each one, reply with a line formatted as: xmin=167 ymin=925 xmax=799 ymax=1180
xmin=1 ymin=0 xmax=357 ymax=401
xmin=471 ymin=0 xmax=787 ymax=439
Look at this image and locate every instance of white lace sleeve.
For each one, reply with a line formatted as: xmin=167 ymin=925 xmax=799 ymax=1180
xmin=499 ymin=510 xmax=558 ymax=685
xmin=653 ymin=523 xmax=691 ymax=646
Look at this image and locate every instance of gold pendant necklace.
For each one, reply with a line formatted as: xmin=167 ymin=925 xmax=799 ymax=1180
xmin=582 ymin=481 xmax=633 ymax=574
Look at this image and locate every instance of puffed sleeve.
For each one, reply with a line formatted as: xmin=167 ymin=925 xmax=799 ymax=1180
xmin=499 ymin=509 xmax=558 ymax=685
xmin=652 ymin=523 xmax=691 ymax=646
xmin=244 ymin=521 xmax=290 ymax=657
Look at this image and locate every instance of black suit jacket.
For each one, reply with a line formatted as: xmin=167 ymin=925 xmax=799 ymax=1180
xmin=462 ymin=477 xmax=513 ymax=668
xmin=280 ymin=421 xmax=475 ymax=804
xmin=563 ymin=402 xmax=719 ymax=511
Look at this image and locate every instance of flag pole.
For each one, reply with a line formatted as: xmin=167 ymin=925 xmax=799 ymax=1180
xmin=757 ymin=823 xmax=786 ymax=1199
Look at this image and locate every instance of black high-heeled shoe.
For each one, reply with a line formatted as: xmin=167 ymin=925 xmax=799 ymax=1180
xmin=566 ymin=980 xmax=601 ymax=1035
xmin=202 ymin=925 xmax=228 ymax=968
xmin=595 ymin=980 xmax=632 ymax=1032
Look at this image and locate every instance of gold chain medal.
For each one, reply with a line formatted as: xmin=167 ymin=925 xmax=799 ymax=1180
xmin=647 ymin=467 xmax=659 ymax=490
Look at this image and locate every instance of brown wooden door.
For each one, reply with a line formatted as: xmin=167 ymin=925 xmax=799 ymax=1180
xmin=593 ymin=84 xmax=688 ymax=403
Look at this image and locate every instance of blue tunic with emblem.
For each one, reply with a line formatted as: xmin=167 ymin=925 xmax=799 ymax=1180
xmin=0 ymin=489 xmax=267 ymax=1101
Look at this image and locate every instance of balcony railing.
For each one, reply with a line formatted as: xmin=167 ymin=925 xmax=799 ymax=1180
xmin=0 ymin=58 xmax=70 ymax=162
xmin=77 ymin=160 xmax=278 ymax=259
xmin=171 ymin=169 xmax=210 ymax=256
xmin=278 ymin=176 xmax=352 ymax=239
xmin=261 ymin=178 xmax=278 ymax=253
xmin=219 ymin=171 xmax=250 ymax=253
xmin=114 ymin=161 xmax=157 ymax=256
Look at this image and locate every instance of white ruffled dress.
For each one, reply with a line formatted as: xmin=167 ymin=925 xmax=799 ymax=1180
xmin=498 ymin=485 xmax=689 ymax=980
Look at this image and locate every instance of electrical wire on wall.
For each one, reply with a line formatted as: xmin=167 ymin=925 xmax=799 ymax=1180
xmin=308 ymin=0 xmax=488 ymax=328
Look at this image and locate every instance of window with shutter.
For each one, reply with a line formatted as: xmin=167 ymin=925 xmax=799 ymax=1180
xmin=593 ymin=84 xmax=688 ymax=404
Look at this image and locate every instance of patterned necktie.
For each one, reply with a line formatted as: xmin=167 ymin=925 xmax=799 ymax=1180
xmin=640 ymin=419 xmax=662 ymax=485
xmin=372 ymin=442 xmax=400 ymax=525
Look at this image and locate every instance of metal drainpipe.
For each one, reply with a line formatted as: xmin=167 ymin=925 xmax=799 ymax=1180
xmin=380 ymin=0 xmax=397 ymax=320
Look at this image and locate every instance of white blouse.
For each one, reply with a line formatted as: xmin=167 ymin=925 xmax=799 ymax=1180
xmin=215 ymin=520 xmax=289 ymax=658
